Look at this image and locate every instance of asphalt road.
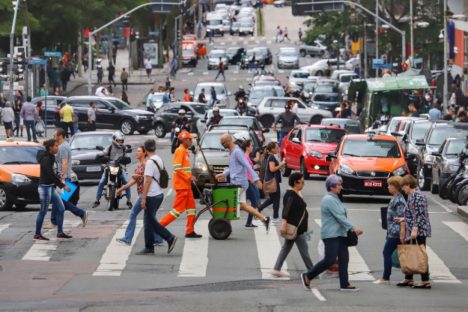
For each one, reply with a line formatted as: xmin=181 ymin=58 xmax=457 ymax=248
xmin=1 ymin=6 xmax=468 ymax=312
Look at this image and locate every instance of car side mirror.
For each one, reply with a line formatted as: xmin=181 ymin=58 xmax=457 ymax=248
xmin=415 ymin=139 xmax=425 ymax=146
xmin=292 ymin=137 xmax=300 ymax=144
xmin=262 ymin=128 xmax=269 ymax=133
xmin=124 ymin=144 xmax=132 ymax=153
xmin=96 ymin=145 xmax=104 ymax=151
xmin=110 ymin=107 xmax=115 ymax=113
xmin=326 ymin=152 xmax=337 ymax=162
xmin=432 ymin=151 xmax=441 ymax=157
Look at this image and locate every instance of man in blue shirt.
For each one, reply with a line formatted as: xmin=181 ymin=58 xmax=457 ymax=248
xmin=428 ymin=102 xmax=441 ymax=122
xmin=216 ymin=133 xmax=270 ymax=231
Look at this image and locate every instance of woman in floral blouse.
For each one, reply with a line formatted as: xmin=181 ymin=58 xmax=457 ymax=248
xmin=374 ymin=176 xmax=407 ymax=285
xmin=399 ymin=174 xmax=432 ymax=289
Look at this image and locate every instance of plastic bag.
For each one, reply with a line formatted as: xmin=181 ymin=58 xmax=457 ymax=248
xmin=35 ymin=120 xmax=45 ymax=133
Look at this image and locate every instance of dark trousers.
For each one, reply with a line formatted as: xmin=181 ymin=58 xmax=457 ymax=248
xmin=258 ymin=183 xmax=281 ymax=219
xmin=306 ymin=237 xmax=350 ymax=288
xmin=24 ymin=120 xmax=37 ymax=142
xmin=215 ymin=70 xmax=225 ymax=81
xmin=62 ymin=122 xmax=74 ymax=138
xmin=404 ymin=236 xmax=430 ymax=282
xmin=144 ymin=194 xmax=173 ymax=250
xmin=382 ymin=237 xmax=400 ymax=280
xmin=122 ymin=79 xmax=128 ymax=91
xmin=88 ymin=121 xmax=96 ymax=131
xmin=246 ymin=182 xmax=260 ymax=225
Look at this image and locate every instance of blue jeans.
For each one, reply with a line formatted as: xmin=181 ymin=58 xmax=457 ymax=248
xmin=382 ymin=237 xmax=400 ymax=280
xmin=36 ymin=185 xmax=65 ymax=235
xmin=246 ymin=182 xmax=260 ymax=225
xmin=305 ymin=237 xmax=350 ymax=288
xmin=278 ymin=131 xmax=288 ymax=148
xmin=51 ymin=200 xmax=85 ymax=225
xmin=123 ymin=195 xmax=163 ymax=244
xmin=144 ymin=194 xmax=174 ymax=250
xmin=96 ymin=170 xmax=131 ymax=201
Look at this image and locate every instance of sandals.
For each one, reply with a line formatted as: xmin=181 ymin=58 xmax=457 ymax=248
xmin=412 ymin=282 xmax=432 ymax=289
xmin=396 ymin=280 xmax=414 ymax=287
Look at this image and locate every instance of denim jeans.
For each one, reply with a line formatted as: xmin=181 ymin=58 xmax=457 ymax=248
xmin=96 ymin=170 xmax=131 ymax=201
xmin=305 ymin=237 xmax=350 ymax=288
xmin=123 ymin=195 xmax=163 ymax=244
xmin=24 ymin=119 xmax=37 ymax=142
xmin=278 ymin=131 xmax=288 ymax=148
xmin=258 ymin=183 xmax=281 ymax=219
xmin=382 ymin=237 xmax=400 ymax=280
xmin=36 ymin=185 xmax=65 ymax=235
xmin=144 ymin=194 xmax=174 ymax=250
xmin=51 ymin=200 xmax=85 ymax=225
xmin=246 ymin=182 xmax=260 ymax=225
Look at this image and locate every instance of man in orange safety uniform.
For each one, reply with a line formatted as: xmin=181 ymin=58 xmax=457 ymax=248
xmin=159 ymin=131 xmax=202 ymax=238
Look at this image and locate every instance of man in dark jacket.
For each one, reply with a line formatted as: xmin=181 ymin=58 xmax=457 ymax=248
xmin=273 ymin=102 xmax=301 ymax=147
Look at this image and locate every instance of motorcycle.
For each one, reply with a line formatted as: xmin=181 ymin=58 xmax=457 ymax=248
xmin=171 ymin=123 xmax=191 ymax=154
xmin=446 ymin=143 xmax=468 ymax=204
xmin=236 ymin=97 xmax=248 ymax=116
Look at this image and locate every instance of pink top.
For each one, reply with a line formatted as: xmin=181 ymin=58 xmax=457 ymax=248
xmin=244 ymin=154 xmax=254 ymax=180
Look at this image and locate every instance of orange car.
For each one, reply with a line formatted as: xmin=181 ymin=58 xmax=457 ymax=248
xmin=328 ymin=133 xmax=409 ymax=197
xmin=0 ymin=141 xmax=42 ymax=210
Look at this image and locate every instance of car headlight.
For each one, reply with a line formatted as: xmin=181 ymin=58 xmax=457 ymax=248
xmin=109 ymin=166 xmax=120 ymax=175
xmin=392 ymin=165 xmax=407 ymax=176
xmin=307 ymin=150 xmax=323 ymax=159
xmin=11 ymin=173 xmax=31 ymax=185
xmin=338 ymin=164 xmax=353 ymax=175
xmin=72 ymin=159 xmax=80 ymax=165
xmin=195 ymin=155 xmax=208 ymax=172
xmin=424 ymin=155 xmax=435 ymax=163
xmin=446 ymin=164 xmax=459 ymax=172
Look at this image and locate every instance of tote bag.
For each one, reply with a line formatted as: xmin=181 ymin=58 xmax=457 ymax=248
xmin=397 ymin=241 xmax=428 ymax=274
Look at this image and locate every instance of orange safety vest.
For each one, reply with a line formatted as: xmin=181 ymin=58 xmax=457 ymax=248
xmin=173 ymin=144 xmax=192 ymax=190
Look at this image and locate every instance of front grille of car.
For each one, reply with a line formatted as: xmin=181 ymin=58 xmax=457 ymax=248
xmin=211 ymin=165 xmax=227 ymax=175
xmin=355 ymin=171 xmax=389 ymax=178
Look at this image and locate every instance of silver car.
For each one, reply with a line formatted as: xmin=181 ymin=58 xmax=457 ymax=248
xmin=277 ymin=47 xmax=300 ymax=69
xmin=193 ymin=82 xmax=232 ymax=108
xmin=298 ymin=41 xmax=327 ymax=57
xmin=239 ymin=21 xmax=254 ymax=36
xmin=256 ymin=96 xmax=332 ymax=128
xmin=207 ymin=50 xmax=229 ymax=70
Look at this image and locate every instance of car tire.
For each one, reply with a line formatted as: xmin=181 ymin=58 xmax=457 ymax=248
xmin=260 ymin=115 xmax=275 ymax=129
xmin=417 ymin=166 xmax=430 ymax=191
xmin=310 ymin=115 xmax=323 ymax=125
xmin=439 ymin=176 xmax=453 ymax=199
xmin=208 ymin=219 xmax=232 ymax=240
xmin=154 ymin=123 xmax=166 ymax=138
xmin=0 ymin=185 xmax=13 ymax=211
xmin=138 ymin=130 xmax=149 ymax=135
xmin=316 ymin=70 xmax=324 ymax=76
xmin=300 ymin=50 xmax=306 ymax=57
xmin=301 ymin=158 xmax=310 ymax=180
xmin=457 ymin=183 xmax=468 ymax=205
xmin=120 ymin=119 xmax=135 ymax=135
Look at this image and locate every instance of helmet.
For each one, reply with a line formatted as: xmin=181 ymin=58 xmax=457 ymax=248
xmin=213 ymin=106 xmax=220 ymax=113
xmin=232 ymin=132 xmax=249 ymax=143
xmin=239 ymin=85 xmax=244 ymax=90
xmin=178 ymin=131 xmax=193 ymax=141
xmin=178 ymin=109 xmax=186 ymax=115
xmin=112 ymin=131 xmax=125 ymax=146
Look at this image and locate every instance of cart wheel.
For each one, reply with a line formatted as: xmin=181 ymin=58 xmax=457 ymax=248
xmin=208 ymin=219 xmax=232 ymax=240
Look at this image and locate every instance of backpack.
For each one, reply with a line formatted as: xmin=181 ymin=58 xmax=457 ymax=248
xmin=151 ymin=158 xmax=169 ymax=189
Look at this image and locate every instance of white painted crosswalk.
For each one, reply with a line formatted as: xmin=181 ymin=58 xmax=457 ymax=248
xmin=0 ymin=223 xmax=9 ymax=235
xmin=443 ymin=221 xmax=468 ymax=241
xmin=178 ymin=220 xmax=210 ymax=277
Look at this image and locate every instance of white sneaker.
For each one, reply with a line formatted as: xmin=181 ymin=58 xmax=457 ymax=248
xmin=271 ymin=270 xmax=290 ymax=278
xmin=272 ymin=218 xmax=281 ymax=224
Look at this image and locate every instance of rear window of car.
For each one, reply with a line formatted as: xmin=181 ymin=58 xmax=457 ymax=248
xmin=305 ymin=128 xmax=346 ymax=143
xmin=428 ymin=126 xmax=468 ymax=146
xmin=342 ymin=139 xmax=401 ymax=158
xmin=410 ymin=121 xmax=432 ymax=141
xmin=313 ymin=94 xmax=339 ymax=102
xmin=219 ymin=118 xmax=257 ymax=129
xmin=70 ymin=135 xmax=113 ymax=150
xmin=0 ymin=146 xmax=42 ymax=164
xmin=446 ymin=140 xmax=465 ymax=155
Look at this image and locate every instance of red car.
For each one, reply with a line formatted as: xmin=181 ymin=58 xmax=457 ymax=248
xmin=280 ymin=125 xmax=346 ymax=178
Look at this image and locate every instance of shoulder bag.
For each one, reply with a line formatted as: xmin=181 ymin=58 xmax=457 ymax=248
xmin=280 ymin=210 xmax=306 ymax=240
xmin=262 ymin=155 xmax=277 ymax=194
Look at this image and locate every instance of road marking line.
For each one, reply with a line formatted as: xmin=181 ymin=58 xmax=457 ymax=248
xmin=178 ymin=219 xmax=209 ymax=277
xmin=311 ymin=287 xmax=327 ymax=301
xmin=93 ymin=220 xmax=143 ymax=276
xmin=314 ymin=219 xmax=374 ymax=281
xmin=22 ymin=220 xmax=81 ymax=262
xmin=0 ymin=224 xmax=9 ymax=235
xmin=166 ymin=188 xmax=173 ymax=198
xmin=426 ymin=246 xmax=461 ymax=283
xmin=203 ymin=72 xmax=208 ymax=75
xmin=188 ymin=72 xmax=194 ymax=76
xmin=254 ymin=222 xmax=289 ymax=280
xmin=266 ymin=40 xmax=272 ymax=45
xmin=428 ymin=195 xmax=452 ymax=213
xmin=443 ymin=221 xmax=468 ymax=241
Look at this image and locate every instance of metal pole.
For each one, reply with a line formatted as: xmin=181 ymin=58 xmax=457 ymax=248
xmin=9 ymin=0 xmax=20 ymax=102
xmin=402 ymin=31 xmax=406 ymax=65
xmin=364 ymin=23 xmax=368 ymax=79
xmin=410 ymin=0 xmax=414 ymax=65
xmin=87 ymin=35 xmax=92 ymax=95
xmin=375 ymin=0 xmax=379 ymax=77
xmin=44 ymin=62 xmax=48 ymax=138
xmin=443 ymin=0 xmax=448 ymax=112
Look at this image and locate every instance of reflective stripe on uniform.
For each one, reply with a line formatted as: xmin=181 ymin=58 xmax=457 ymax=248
xmin=170 ymin=209 xmax=182 ymax=218
xmin=186 ymin=209 xmax=196 ymax=216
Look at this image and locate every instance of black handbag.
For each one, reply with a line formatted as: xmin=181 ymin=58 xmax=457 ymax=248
xmin=380 ymin=206 xmax=388 ymax=230
xmin=347 ymin=230 xmax=358 ymax=246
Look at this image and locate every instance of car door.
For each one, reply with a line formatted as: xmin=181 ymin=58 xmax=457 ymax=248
xmin=294 ymin=99 xmax=310 ymax=122
xmin=181 ymin=105 xmax=197 ymax=132
xmin=283 ymin=127 xmax=297 ymax=166
xmin=288 ymin=128 xmax=302 ymax=169
xmin=164 ymin=104 xmax=181 ymax=130
xmin=95 ymin=100 xmax=116 ymax=129
xmin=270 ymin=99 xmax=286 ymax=117
xmin=68 ymin=99 xmax=89 ymax=129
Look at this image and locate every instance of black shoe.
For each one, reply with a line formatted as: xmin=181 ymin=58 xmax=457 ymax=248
xmin=92 ymin=201 xmax=100 ymax=209
xmin=33 ymin=234 xmax=49 ymax=241
xmin=185 ymin=232 xmax=203 ymax=238
xmin=300 ymin=273 xmax=311 ymax=290
xmin=167 ymin=237 xmax=178 ymax=254
xmin=57 ymin=233 xmax=72 ymax=239
xmin=263 ymin=216 xmax=271 ymax=232
xmin=127 ymin=201 xmax=133 ymax=210
xmin=244 ymin=224 xmax=258 ymax=229
xmin=135 ymin=248 xmax=154 ymax=255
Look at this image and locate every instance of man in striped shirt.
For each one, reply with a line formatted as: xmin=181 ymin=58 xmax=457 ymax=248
xmin=159 ymin=131 xmax=202 ymax=238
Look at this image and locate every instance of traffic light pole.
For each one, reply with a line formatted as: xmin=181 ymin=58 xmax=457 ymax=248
xmin=9 ymin=0 xmax=20 ymax=101
xmin=87 ymin=1 xmax=184 ymax=95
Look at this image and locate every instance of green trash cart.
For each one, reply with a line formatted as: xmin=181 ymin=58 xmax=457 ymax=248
xmin=195 ymin=184 xmax=240 ymax=240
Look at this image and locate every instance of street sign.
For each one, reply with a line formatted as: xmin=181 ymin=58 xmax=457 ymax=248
xmin=152 ymin=0 xmax=175 ymax=14
xmin=372 ymin=58 xmax=384 ymax=66
xmin=44 ymin=51 xmax=62 ymax=58
xmin=143 ymin=42 xmax=159 ymax=66
xmin=292 ymin=0 xmax=345 ymax=16
xmin=28 ymin=58 xmax=47 ymax=65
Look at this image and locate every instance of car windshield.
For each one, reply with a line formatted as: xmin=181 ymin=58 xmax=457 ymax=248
xmin=314 ymin=86 xmax=338 ymax=93
xmin=227 ymin=48 xmax=239 ymax=54
xmin=342 ymin=139 xmax=401 ymax=158
xmin=313 ymin=94 xmax=339 ymax=102
xmin=280 ymin=50 xmax=298 ymax=57
xmin=303 ymin=83 xmax=316 ymax=92
xmin=182 ymin=50 xmax=193 ymax=56
xmin=410 ymin=121 xmax=432 ymax=141
xmin=241 ymin=23 xmax=252 ymax=27
xmin=209 ymin=20 xmax=222 ymax=25
xmin=108 ymin=99 xmax=131 ymax=110
xmin=250 ymin=88 xmax=284 ymax=99
xmin=340 ymin=75 xmax=357 ymax=83
xmin=305 ymin=128 xmax=345 ymax=143
xmin=428 ymin=127 xmax=468 ymax=146
xmin=0 ymin=146 xmax=42 ymax=164
xmin=190 ymin=104 xmax=208 ymax=115
xmin=292 ymin=72 xmax=309 ymax=79
xmin=202 ymin=132 xmax=230 ymax=150
xmin=70 ymin=135 xmax=113 ymax=150
xmin=219 ymin=118 xmax=256 ymax=129
xmin=210 ymin=51 xmax=226 ymax=58
xmin=446 ymin=141 xmax=466 ymax=155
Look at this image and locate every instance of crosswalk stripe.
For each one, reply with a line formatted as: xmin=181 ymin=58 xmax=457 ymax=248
xmin=93 ymin=220 xmax=143 ymax=276
xmin=22 ymin=219 xmax=81 ymax=261
xmin=443 ymin=221 xmax=468 ymax=241
xmin=178 ymin=219 xmax=210 ymax=277
xmin=426 ymin=246 xmax=461 ymax=284
xmin=314 ymin=219 xmax=374 ymax=281
xmin=0 ymin=224 xmax=9 ymax=235
xmin=254 ymin=222 xmax=288 ymax=280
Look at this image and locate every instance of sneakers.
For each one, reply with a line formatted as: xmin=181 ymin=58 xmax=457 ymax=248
xmin=244 ymin=223 xmax=258 ymax=229
xmin=373 ymin=279 xmax=390 ymax=285
xmin=263 ymin=216 xmax=271 ymax=232
xmin=127 ymin=200 xmax=133 ymax=210
xmin=135 ymin=248 xmax=155 ymax=255
xmin=272 ymin=218 xmax=281 ymax=224
xmin=300 ymin=273 xmax=311 ymax=290
xmin=340 ymin=285 xmax=360 ymax=292
xmin=33 ymin=234 xmax=49 ymax=241
xmin=57 ymin=233 xmax=73 ymax=239
xmin=116 ymin=238 xmax=131 ymax=246
xmin=271 ymin=270 xmax=290 ymax=278
xmin=167 ymin=236 xmax=178 ymax=254
xmin=154 ymin=242 xmax=165 ymax=247
xmin=92 ymin=201 xmax=100 ymax=209
xmin=185 ymin=232 xmax=203 ymax=238
xmin=81 ymin=211 xmax=88 ymax=227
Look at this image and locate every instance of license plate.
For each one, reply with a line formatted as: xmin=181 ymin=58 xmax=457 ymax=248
xmin=86 ymin=166 xmax=102 ymax=173
xmin=364 ymin=180 xmax=382 ymax=187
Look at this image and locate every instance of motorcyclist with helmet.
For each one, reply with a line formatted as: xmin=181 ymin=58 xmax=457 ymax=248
xmin=235 ymin=86 xmax=248 ymax=116
xmin=171 ymin=109 xmax=191 ymax=140
xmin=92 ymin=131 xmax=132 ymax=209
xmin=207 ymin=106 xmax=223 ymax=128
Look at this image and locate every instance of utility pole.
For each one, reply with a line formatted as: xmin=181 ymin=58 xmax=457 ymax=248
xmin=9 ymin=0 xmax=20 ymax=102
xmin=443 ymin=0 xmax=448 ymax=112
xmin=410 ymin=0 xmax=414 ymax=65
xmin=364 ymin=22 xmax=368 ymax=79
xmin=375 ymin=0 xmax=379 ymax=77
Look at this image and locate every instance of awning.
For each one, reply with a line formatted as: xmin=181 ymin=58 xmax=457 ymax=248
xmin=366 ymin=75 xmax=429 ymax=92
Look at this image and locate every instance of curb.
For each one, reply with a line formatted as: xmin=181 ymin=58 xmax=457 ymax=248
xmin=457 ymin=206 xmax=468 ymax=218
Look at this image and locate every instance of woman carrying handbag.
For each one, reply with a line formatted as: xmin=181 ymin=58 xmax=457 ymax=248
xmin=272 ymin=172 xmax=314 ymax=278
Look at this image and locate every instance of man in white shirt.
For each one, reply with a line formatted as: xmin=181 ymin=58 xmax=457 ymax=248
xmin=136 ymin=139 xmax=177 ymax=255
xmin=144 ymin=57 xmax=153 ymax=81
